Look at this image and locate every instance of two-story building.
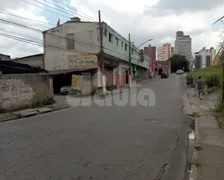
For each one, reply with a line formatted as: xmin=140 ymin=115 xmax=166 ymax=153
xmin=43 ymin=17 xmax=149 ymax=91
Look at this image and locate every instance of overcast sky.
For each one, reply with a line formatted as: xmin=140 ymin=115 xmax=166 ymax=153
xmin=0 ymin=0 xmax=224 ymax=58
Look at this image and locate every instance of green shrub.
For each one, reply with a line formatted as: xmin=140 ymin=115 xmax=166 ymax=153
xmin=187 ymin=65 xmax=222 ymax=88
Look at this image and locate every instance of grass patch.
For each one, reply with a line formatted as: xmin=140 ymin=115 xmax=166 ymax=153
xmin=187 ymin=65 xmax=221 ymax=89
xmin=191 ymin=112 xmax=200 ymax=118
xmin=191 ymin=159 xmax=201 ymax=167
xmin=195 ymin=146 xmax=202 ymax=151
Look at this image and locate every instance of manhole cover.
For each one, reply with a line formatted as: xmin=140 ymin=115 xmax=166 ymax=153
xmin=144 ymin=118 xmax=159 ymax=123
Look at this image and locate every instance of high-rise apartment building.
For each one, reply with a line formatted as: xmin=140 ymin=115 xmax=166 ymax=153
xmin=157 ymin=43 xmax=173 ymax=61
xmin=194 ymin=47 xmax=216 ymax=69
xmin=144 ymin=45 xmax=156 ymax=60
xmin=144 ymin=45 xmax=156 ymax=78
xmin=175 ymin=31 xmax=192 ymax=61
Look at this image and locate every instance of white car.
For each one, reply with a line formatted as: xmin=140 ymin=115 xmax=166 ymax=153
xmin=176 ymin=69 xmax=184 ymax=75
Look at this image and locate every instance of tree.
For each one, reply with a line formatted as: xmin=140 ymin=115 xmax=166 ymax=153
xmin=169 ymin=54 xmax=189 ymax=72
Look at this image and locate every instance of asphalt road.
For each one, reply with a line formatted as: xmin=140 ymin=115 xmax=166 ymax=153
xmin=0 ymin=74 xmax=190 ymax=180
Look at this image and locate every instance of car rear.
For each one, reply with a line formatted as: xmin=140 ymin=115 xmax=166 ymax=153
xmin=60 ymin=86 xmax=71 ymax=95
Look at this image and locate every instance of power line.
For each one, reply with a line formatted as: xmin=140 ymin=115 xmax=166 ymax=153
xmin=21 ymin=0 xmax=94 ymax=22
xmin=41 ymin=0 xmax=97 ymax=21
xmin=0 ymin=28 xmax=66 ymax=49
xmin=0 ymin=32 xmax=95 ymax=54
xmin=32 ymin=0 xmax=92 ymax=21
xmin=0 ymin=9 xmax=55 ymax=26
xmin=21 ymin=0 xmax=71 ymax=19
xmin=52 ymin=0 xmax=98 ymax=21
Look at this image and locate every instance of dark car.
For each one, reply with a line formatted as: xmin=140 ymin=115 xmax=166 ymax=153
xmin=161 ymin=72 xmax=168 ymax=78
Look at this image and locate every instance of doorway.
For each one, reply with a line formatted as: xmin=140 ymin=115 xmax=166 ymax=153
xmin=126 ymin=69 xmax=129 ymax=84
xmin=159 ymin=68 xmax=163 ymax=75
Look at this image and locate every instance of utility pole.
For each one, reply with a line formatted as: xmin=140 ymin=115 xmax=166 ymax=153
xmin=128 ymin=33 xmax=132 ymax=87
xmin=98 ymin=10 xmax=106 ymax=93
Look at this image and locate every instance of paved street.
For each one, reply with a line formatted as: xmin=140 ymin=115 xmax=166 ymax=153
xmin=0 ymin=74 xmax=190 ymax=180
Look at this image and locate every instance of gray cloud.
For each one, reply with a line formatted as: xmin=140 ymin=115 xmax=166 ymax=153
xmin=147 ymin=0 xmax=224 ymax=15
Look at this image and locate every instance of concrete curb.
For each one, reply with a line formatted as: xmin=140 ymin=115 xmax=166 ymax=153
xmin=0 ymin=105 xmax=69 ymax=123
xmin=181 ymin=77 xmax=199 ymax=180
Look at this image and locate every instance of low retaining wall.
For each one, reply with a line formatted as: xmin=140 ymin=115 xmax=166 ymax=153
xmin=0 ymin=74 xmax=53 ymax=112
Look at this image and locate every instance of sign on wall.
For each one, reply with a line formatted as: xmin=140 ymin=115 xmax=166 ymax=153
xmin=70 ymin=55 xmax=98 ymax=67
xmin=71 ymin=75 xmax=82 ymax=90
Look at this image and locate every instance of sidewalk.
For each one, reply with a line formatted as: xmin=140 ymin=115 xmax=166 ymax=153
xmin=185 ymin=87 xmax=224 ymax=180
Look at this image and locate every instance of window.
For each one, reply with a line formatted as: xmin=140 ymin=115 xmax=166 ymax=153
xmin=125 ymin=44 xmax=127 ymax=51
xmin=104 ymin=29 xmax=107 ymax=36
xmin=109 ymin=33 xmax=113 ymax=42
xmin=115 ymin=37 xmax=119 ymax=45
xmin=132 ymin=48 xmax=134 ymax=54
xmin=67 ymin=34 xmax=74 ymax=50
xmin=121 ymin=41 xmax=123 ymax=47
xmin=206 ymin=55 xmax=211 ymax=67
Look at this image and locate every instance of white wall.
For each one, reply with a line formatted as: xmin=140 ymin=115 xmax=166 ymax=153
xmin=44 ymin=22 xmax=100 ymax=71
xmin=158 ymin=47 xmax=169 ymax=61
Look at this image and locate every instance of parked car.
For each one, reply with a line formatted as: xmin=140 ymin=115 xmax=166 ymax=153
xmin=60 ymin=86 xmax=82 ymax=95
xmin=161 ymin=72 xmax=168 ymax=78
xmin=60 ymin=86 xmax=71 ymax=95
xmin=176 ymin=69 xmax=184 ymax=75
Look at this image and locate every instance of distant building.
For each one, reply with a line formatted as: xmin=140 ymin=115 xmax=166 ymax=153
xmin=13 ymin=54 xmax=44 ymax=68
xmin=144 ymin=45 xmax=156 ymax=61
xmin=157 ymin=43 xmax=173 ymax=61
xmin=0 ymin=54 xmax=10 ymax=60
xmin=144 ymin=44 xmax=156 ymax=78
xmin=194 ymin=47 xmax=216 ymax=69
xmin=154 ymin=60 xmax=171 ymax=75
xmin=175 ymin=31 xmax=192 ymax=61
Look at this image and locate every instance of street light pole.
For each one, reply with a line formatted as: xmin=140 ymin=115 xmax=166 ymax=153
xmin=98 ymin=10 xmax=106 ymax=94
xmin=136 ymin=39 xmax=153 ymax=48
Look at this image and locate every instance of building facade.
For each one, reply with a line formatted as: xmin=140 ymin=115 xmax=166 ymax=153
xmin=175 ymin=31 xmax=192 ymax=61
xmin=154 ymin=60 xmax=171 ymax=75
xmin=43 ymin=17 xmax=149 ymax=88
xmin=0 ymin=54 xmax=10 ymax=60
xmin=13 ymin=54 xmax=44 ymax=68
xmin=194 ymin=47 xmax=216 ymax=69
xmin=157 ymin=43 xmax=173 ymax=61
xmin=144 ymin=45 xmax=156 ymax=78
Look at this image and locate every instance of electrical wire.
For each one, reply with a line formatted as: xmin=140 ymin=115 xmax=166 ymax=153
xmin=20 ymin=0 xmax=71 ymax=19
xmin=41 ymin=0 xmax=97 ymax=21
xmin=21 ymin=0 xmax=94 ymax=22
xmin=0 ymin=9 xmax=55 ymax=26
xmin=32 ymin=0 xmax=92 ymax=21
xmin=52 ymin=0 xmax=98 ymax=21
xmin=0 ymin=32 xmax=96 ymax=54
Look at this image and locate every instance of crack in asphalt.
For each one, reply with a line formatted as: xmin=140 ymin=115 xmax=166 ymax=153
xmin=78 ymin=156 xmax=93 ymax=179
xmin=154 ymin=135 xmax=181 ymax=180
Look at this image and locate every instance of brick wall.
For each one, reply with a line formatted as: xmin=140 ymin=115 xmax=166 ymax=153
xmin=0 ymin=74 xmax=53 ymax=112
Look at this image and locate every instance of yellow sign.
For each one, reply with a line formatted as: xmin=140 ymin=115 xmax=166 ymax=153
xmin=70 ymin=55 xmax=98 ymax=67
xmin=0 ymin=71 xmax=2 ymax=76
xmin=71 ymin=75 xmax=82 ymax=90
